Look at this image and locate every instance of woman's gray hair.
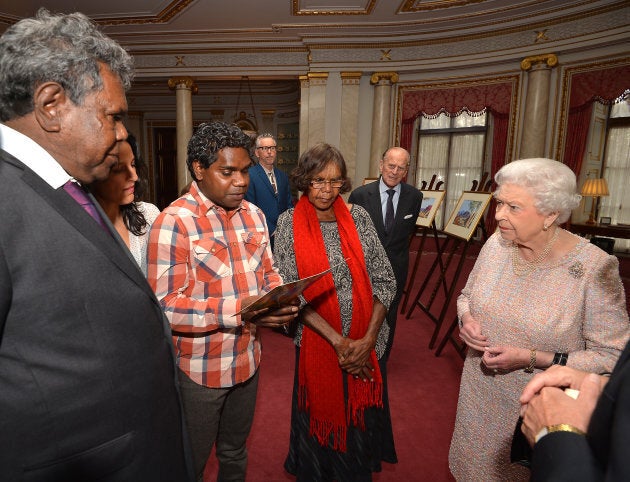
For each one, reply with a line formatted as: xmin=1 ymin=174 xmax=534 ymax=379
xmin=494 ymin=158 xmax=582 ymax=224
xmin=0 ymin=8 xmax=134 ymax=122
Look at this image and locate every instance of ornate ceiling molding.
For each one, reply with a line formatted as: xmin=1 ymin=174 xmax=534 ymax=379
xmin=292 ymin=0 xmax=375 ymax=16
xmin=0 ymin=0 xmax=194 ymax=26
xmin=399 ymin=0 xmax=488 ymax=13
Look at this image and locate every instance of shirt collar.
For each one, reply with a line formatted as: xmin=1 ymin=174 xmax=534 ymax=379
xmin=0 ymin=123 xmax=71 ymax=189
xmin=189 ymin=181 xmax=245 ymax=217
xmin=379 ymin=177 xmax=400 ymax=196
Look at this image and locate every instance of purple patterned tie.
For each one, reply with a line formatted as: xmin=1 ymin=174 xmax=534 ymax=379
xmin=63 ymin=180 xmax=110 ymax=233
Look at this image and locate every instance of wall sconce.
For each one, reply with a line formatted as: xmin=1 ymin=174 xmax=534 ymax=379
xmin=580 ymin=178 xmax=609 ymax=225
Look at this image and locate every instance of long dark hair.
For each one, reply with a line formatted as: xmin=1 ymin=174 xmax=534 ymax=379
xmin=121 ymin=134 xmax=149 ymax=236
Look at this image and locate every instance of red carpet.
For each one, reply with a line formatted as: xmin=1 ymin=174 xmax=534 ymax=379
xmin=204 ymin=316 xmax=464 ymax=482
xmin=204 ymin=238 xmax=630 ymax=481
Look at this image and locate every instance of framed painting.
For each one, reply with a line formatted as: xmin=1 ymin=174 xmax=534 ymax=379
xmin=443 ymin=191 xmax=493 ymax=241
xmin=416 ymin=190 xmax=446 ymax=228
xmin=362 ymin=177 xmax=379 ymax=185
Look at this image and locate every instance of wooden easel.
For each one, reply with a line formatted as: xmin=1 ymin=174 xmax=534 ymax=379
xmin=406 ymin=173 xmax=492 ymax=354
xmin=433 ymin=173 xmax=493 ymax=358
xmin=400 ymin=174 xmax=446 ymax=314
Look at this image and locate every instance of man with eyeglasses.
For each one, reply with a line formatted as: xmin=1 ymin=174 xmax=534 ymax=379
xmin=349 ymin=147 xmax=422 ymax=360
xmin=245 ymin=133 xmax=293 ymax=245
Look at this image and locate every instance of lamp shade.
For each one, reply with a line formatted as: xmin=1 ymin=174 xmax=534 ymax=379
xmin=581 ymin=178 xmax=609 ymax=197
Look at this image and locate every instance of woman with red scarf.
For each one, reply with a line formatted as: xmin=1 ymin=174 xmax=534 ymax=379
xmin=273 ymin=143 xmax=397 ymax=481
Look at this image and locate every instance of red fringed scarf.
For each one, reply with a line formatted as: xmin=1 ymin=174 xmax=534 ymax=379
xmin=293 ymin=195 xmax=382 ymax=452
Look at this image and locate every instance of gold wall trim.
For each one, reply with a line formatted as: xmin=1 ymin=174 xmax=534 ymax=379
xmin=399 ymin=0 xmax=487 ymax=12
xmin=307 ymin=72 xmax=329 ymax=79
xmin=292 ymin=0 xmax=375 ymax=15
xmin=97 ymin=0 xmax=193 ymax=25
xmin=341 ymin=72 xmax=363 ymax=79
xmin=292 ymin=2 xmax=626 ymax=48
xmin=130 ymin=46 xmax=309 ymax=56
xmin=521 ymin=53 xmax=559 ymax=71
xmin=0 ymin=0 xmax=193 ymax=26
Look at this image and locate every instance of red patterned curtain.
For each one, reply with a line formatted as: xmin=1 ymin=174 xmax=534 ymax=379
xmin=400 ymin=82 xmax=514 ymax=235
xmin=563 ymin=64 xmax=630 ymax=175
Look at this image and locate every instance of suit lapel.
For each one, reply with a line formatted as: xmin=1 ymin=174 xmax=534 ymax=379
xmin=256 ymin=164 xmax=276 ymax=197
xmin=21 ymin=166 xmax=157 ymax=302
xmin=367 ymin=181 xmax=386 ymax=236
xmin=394 ymin=184 xmax=412 ymax=226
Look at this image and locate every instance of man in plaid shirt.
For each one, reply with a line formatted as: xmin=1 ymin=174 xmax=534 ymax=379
xmin=147 ymin=122 xmax=298 ymax=481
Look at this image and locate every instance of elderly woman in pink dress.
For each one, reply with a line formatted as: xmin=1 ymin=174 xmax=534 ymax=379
xmin=449 ymin=158 xmax=630 ymax=481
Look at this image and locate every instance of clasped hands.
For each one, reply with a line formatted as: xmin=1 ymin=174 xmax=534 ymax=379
xmin=335 ymin=335 xmax=376 ymax=382
xmin=458 ymin=314 xmax=526 ymax=372
xmin=518 ymin=365 xmax=606 ymax=446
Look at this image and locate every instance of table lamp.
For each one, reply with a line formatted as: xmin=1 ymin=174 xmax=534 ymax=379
xmin=581 ymin=178 xmax=609 ymax=225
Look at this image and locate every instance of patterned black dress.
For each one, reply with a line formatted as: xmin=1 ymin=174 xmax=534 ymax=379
xmin=274 ymin=205 xmax=397 ymax=481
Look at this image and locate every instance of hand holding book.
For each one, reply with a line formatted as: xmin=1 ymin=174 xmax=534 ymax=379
xmin=235 ymin=267 xmax=332 ymax=317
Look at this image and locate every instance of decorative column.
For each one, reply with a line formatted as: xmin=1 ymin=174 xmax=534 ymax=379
xmin=306 ymin=72 xmax=328 ymax=148
xmin=519 ymin=54 xmax=558 ymax=159
xmin=168 ymin=76 xmax=197 ymax=193
xmin=369 ymin=72 xmax=399 ymax=176
xmin=340 ymin=72 xmax=362 ymax=184
xmin=299 ymin=75 xmax=309 ymax=157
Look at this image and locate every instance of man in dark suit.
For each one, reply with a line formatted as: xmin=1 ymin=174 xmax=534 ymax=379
xmin=348 ymin=147 xmax=422 ymax=359
xmin=519 ymin=341 xmax=630 ymax=480
xmin=245 ymin=133 xmax=293 ymax=241
xmin=0 ymin=9 xmax=192 ymax=481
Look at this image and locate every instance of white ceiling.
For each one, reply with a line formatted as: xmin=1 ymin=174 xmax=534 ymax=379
xmin=1 ymin=1 xmax=627 ymax=115
xmin=2 ymin=1 xmax=624 ymax=49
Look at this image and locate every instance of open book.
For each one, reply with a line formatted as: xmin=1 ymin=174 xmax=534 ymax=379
xmin=234 ymin=267 xmax=332 ymax=316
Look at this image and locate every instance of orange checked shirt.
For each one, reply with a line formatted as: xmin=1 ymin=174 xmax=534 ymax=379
xmin=147 ymin=182 xmax=281 ymax=388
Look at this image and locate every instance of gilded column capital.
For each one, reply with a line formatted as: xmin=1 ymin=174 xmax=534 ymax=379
xmin=261 ymin=109 xmax=276 ymax=118
xmin=520 ymin=54 xmax=558 ymax=71
xmin=306 ymin=72 xmax=329 ymax=79
xmin=370 ymin=71 xmax=399 ymax=85
xmin=307 ymin=72 xmax=328 ymax=86
xmin=341 ymin=72 xmax=362 ymax=85
xmin=167 ymin=76 xmax=198 ymax=94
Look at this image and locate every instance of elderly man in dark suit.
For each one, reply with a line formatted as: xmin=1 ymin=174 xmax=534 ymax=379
xmin=349 ymin=147 xmax=422 ymax=360
xmin=0 ymin=9 xmax=192 ymax=481
xmin=519 ymin=340 xmax=630 ymax=481
xmin=245 ymin=133 xmax=293 ymax=242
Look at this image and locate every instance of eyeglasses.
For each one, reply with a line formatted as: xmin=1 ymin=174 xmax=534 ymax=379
xmin=310 ymin=178 xmax=344 ymax=189
xmin=256 ymin=146 xmax=277 ymax=153
xmin=383 ymin=164 xmax=408 ymax=174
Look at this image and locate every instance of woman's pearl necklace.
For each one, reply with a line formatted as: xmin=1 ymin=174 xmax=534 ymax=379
xmin=512 ymin=228 xmax=560 ymax=276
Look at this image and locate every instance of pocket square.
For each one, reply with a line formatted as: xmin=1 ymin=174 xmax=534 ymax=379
xmin=404 ymin=214 xmax=413 ymax=219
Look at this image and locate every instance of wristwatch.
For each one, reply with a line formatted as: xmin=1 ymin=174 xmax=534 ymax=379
xmin=535 ymin=423 xmax=585 ymax=443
